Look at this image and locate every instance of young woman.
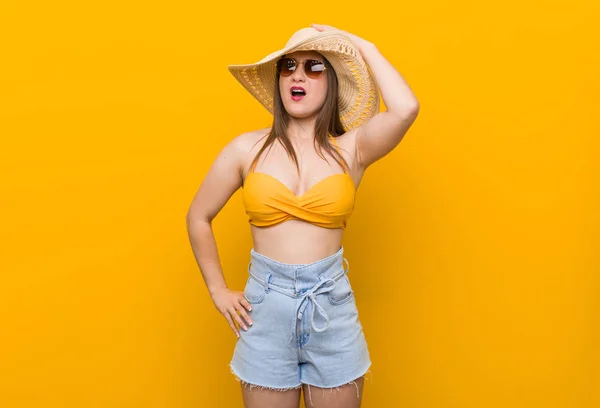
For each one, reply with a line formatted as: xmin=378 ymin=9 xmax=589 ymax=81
xmin=186 ymin=24 xmax=419 ymax=408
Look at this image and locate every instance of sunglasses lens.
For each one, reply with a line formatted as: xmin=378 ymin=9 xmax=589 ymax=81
xmin=277 ymin=58 xmax=295 ymax=77
xmin=277 ymin=58 xmax=325 ymax=78
xmin=305 ymin=60 xmax=325 ymax=78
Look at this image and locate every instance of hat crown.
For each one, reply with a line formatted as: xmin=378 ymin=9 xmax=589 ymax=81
xmin=228 ymin=26 xmax=381 ymax=132
xmin=284 ymin=27 xmax=319 ymax=48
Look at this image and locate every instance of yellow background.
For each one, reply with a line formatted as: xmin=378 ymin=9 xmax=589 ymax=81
xmin=1 ymin=0 xmax=598 ymax=407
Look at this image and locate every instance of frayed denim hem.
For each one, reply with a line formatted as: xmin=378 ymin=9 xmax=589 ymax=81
xmin=302 ymin=367 xmax=373 ymax=407
xmin=229 ymin=363 xmax=302 ymax=392
xmin=229 ymin=363 xmax=373 ymax=407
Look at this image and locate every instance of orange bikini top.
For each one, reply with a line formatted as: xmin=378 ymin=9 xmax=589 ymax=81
xmin=242 ymin=135 xmax=356 ymax=229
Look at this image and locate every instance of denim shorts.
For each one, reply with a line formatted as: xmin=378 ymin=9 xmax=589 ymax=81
xmin=229 ymin=246 xmax=372 ymax=395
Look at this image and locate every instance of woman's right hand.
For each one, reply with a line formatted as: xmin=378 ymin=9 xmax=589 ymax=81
xmin=210 ymin=287 xmax=254 ymax=338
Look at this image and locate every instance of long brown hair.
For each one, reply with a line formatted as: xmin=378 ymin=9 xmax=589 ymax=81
xmin=248 ymin=55 xmax=349 ymax=175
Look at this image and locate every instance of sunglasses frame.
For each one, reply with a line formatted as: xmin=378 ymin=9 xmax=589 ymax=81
xmin=275 ymin=57 xmax=327 ymax=79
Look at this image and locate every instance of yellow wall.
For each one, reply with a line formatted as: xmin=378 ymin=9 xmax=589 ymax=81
xmin=1 ymin=1 xmax=598 ymax=407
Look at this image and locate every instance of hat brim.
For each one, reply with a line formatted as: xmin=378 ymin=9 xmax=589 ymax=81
xmin=228 ymin=30 xmax=380 ymax=132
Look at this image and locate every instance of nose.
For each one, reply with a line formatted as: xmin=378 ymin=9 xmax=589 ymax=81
xmin=290 ymin=64 xmax=306 ymax=82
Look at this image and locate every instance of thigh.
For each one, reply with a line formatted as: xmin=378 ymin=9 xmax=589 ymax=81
xmin=302 ymin=376 xmax=365 ymax=408
xmin=241 ymin=384 xmax=301 ymax=408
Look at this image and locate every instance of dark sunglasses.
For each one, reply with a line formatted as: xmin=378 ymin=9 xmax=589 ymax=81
xmin=276 ymin=58 xmax=327 ymax=79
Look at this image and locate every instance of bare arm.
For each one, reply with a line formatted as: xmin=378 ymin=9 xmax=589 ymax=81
xmin=310 ymin=24 xmax=420 ymax=170
xmin=186 ymin=136 xmax=244 ymax=297
xmin=354 ymin=40 xmax=420 ymax=169
xmin=186 ymin=134 xmax=256 ymax=337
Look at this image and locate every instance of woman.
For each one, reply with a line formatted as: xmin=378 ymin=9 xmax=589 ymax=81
xmin=186 ymin=24 xmax=419 ymax=408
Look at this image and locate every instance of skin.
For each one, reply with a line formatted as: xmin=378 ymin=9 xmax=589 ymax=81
xmin=247 ymin=50 xmax=352 ymax=264
xmin=186 ymin=23 xmax=420 ymax=408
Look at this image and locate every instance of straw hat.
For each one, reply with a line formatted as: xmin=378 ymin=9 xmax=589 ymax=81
xmin=228 ymin=27 xmax=380 ymax=132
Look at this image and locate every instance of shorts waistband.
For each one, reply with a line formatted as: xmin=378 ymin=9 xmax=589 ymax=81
xmin=248 ymin=246 xmax=347 ymax=290
xmin=246 ymin=246 xmax=350 ymax=342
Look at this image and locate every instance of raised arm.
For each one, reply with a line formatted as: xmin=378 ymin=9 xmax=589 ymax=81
xmin=185 ymin=134 xmax=253 ymax=338
xmin=312 ymin=24 xmax=420 ymax=170
xmin=353 ymin=41 xmax=420 ymax=169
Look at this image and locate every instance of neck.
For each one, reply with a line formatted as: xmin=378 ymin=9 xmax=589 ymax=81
xmin=286 ymin=115 xmax=318 ymax=142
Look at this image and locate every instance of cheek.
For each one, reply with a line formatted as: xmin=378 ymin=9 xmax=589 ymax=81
xmin=317 ymin=83 xmax=328 ymax=103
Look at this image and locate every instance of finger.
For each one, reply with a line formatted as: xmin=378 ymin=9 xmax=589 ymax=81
xmin=239 ymin=296 xmax=253 ymax=312
xmin=230 ymin=307 xmax=248 ymax=331
xmin=223 ymin=312 xmax=240 ymax=338
xmin=236 ymin=301 xmax=253 ymax=327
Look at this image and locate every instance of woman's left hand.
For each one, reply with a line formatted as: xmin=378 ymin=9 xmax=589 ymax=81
xmin=310 ymin=23 xmax=371 ymax=50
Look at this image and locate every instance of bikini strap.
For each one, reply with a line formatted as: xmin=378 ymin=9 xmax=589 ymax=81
xmin=329 ymin=134 xmax=348 ymax=173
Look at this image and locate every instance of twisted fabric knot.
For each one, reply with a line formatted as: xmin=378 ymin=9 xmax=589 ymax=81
xmin=289 ymin=276 xmax=337 ymax=342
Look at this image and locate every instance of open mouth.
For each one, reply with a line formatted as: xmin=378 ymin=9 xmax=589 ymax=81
xmin=290 ymin=86 xmax=306 ymax=101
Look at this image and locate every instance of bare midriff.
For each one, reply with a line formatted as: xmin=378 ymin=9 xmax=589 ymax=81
xmin=251 ymin=220 xmax=344 ymax=264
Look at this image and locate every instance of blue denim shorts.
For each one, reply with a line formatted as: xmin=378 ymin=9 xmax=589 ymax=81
xmin=229 ymin=246 xmax=372 ymax=393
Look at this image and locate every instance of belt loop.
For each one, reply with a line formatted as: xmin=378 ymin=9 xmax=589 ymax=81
xmin=264 ymin=272 xmax=271 ymax=292
xmin=247 ymin=261 xmax=252 ymax=274
xmin=342 ymin=258 xmax=349 ymax=274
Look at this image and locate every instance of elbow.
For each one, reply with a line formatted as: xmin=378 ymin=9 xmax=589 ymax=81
xmin=186 ymin=210 xmax=212 ymax=228
xmin=387 ymin=104 xmax=419 ymax=127
xmin=389 ymin=102 xmax=419 ymax=123
xmin=401 ymin=103 xmax=419 ymax=124
xmin=406 ymin=101 xmax=420 ymax=118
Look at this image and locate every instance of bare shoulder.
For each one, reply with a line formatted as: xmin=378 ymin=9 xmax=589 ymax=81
xmin=229 ymin=127 xmax=271 ymax=154
xmin=229 ymin=127 xmax=271 ymax=174
xmin=186 ymin=127 xmax=271 ymax=221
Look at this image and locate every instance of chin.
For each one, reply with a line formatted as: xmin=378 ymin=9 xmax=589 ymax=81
xmin=284 ymin=103 xmax=322 ymax=118
xmin=286 ymin=109 xmax=319 ymax=120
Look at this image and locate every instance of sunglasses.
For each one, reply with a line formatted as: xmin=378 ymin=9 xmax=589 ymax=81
xmin=276 ymin=58 xmax=327 ymax=79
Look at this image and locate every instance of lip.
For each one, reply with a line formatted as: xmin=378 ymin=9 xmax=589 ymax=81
xmin=290 ymin=86 xmax=306 ymax=93
xmin=290 ymin=86 xmax=306 ymax=101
